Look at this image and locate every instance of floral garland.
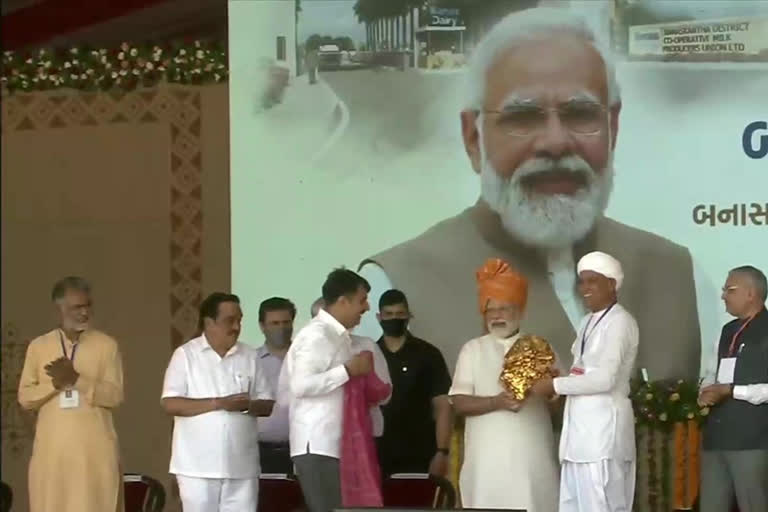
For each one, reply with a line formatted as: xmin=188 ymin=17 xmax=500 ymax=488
xmin=631 ymin=378 xmax=708 ymax=511
xmin=631 ymin=378 xmax=709 ymax=428
xmin=1 ymin=40 xmax=228 ymax=94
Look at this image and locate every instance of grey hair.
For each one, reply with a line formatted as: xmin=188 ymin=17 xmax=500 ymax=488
xmin=51 ymin=276 xmax=91 ymax=302
xmin=730 ymin=266 xmax=768 ymax=302
xmin=465 ymin=7 xmax=621 ymax=111
xmin=310 ymin=297 xmax=325 ymax=318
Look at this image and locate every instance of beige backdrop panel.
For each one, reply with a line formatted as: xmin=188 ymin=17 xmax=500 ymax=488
xmin=1 ymin=84 xmax=230 ymax=512
xmin=1 ymin=121 xmax=171 ymax=511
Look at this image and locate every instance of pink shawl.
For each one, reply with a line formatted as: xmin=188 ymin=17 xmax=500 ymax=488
xmin=340 ymin=351 xmax=392 ymax=507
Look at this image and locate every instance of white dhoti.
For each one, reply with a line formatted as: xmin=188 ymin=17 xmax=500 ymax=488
xmin=559 ymin=459 xmax=635 ymax=512
xmin=176 ymin=475 xmax=259 ymax=512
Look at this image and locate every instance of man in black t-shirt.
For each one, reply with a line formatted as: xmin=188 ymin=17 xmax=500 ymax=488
xmin=375 ymin=289 xmax=453 ymax=477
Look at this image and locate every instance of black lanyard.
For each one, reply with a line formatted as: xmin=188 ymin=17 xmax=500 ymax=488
xmin=580 ymin=303 xmax=616 ymax=356
xmin=58 ymin=330 xmax=79 ymax=363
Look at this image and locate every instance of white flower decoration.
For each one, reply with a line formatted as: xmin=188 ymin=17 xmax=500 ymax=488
xmin=118 ymin=52 xmax=125 ymax=60
xmin=130 ymin=48 xmax=138 ymax=57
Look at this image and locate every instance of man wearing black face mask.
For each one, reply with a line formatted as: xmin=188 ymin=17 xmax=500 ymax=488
xmin=375 ymin=289 xmax=453 ymax=477
xmin=256 ymin=297 xmax=296 ymax=473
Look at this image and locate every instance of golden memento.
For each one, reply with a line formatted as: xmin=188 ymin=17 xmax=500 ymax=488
xmin=499 ymin=334 xmax=555 ymax=400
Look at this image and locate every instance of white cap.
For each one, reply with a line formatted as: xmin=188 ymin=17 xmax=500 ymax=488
xmin=577 ymin=251 xmax=624 ymax=290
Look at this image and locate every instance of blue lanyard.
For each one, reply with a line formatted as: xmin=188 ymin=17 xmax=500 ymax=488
xmin=580 ymin=303 xmax=616 ymax=356
xmin=58 ymin=330 xmax=79 ymax=363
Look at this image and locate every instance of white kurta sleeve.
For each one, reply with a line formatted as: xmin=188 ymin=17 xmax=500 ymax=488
xmin=554 ymin=315 xmax=638 ymax=396
xmin=289 ymin=333 xmax=349 ymax=398
xmin=161 ymin=347 xmax=188 ymax=398
xmin=355 ymin=263 xmax=393 ymax=340
xmin=733 ymin=384 xmax=768 ymax=405
xmin=449 ymin=342 xmax=475 ymax=396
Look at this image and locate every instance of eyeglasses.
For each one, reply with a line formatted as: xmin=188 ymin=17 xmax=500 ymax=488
xmin=722 ymin=286 xmax=739 ymax=294
xmin=483 ymin=102 xmax=608 ymax=137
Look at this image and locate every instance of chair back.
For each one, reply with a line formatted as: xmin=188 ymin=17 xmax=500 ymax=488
xmin=382 ymin=473 xmax=456 ymax=509
xmin=123 ymin=474 xmax=166 ymax=512
xmin=258 ymin=473 xmax=306 ymax=512
xmin=0 ymin=481 xmax=12 ymax=512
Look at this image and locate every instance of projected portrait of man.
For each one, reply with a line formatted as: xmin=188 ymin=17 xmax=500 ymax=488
xmin=359 ymin=7 xmax=700 ymax=381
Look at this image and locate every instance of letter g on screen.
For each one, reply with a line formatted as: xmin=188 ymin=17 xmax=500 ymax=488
xmin=743 ymin=121 xmax=768 ymax=159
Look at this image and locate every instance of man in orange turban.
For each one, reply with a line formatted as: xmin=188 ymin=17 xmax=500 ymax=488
xmin=447 ymin=258 xmax=560 ymax=511
xmin=476 ymin=258 xmax=528 ymax=317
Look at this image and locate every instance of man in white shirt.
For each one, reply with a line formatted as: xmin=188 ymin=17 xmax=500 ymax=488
xmin=161 ymin=292 xmax=275 ymax=512
xmin=697 ymin=266 xmax=768 ymax=512
xmin=310 ymin=297 xmax=392 ymax=439
xmin=450 ymin=258 xmax=560 ymax=511
xmin=283 ymin=268 xmax=374 ymax=512
xmin=532 ymin=251 xmax=638 ymax=512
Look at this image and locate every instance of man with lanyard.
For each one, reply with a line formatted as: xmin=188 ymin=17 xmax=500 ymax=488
xmin=372 ymin=289 xmax=453 ymax=477
xmin=697 ymin=265 xmax=768 ymax=512
xmin=532 ymin=251 xmax=638 ymax=512
xmin=18 ymin=276 xmax=124 ymax=512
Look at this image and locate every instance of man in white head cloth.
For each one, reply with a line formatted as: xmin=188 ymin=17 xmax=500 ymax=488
xmin=531 ymin=251 xmax=638 ymax=512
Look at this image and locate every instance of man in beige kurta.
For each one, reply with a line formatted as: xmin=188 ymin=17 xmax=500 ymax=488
xmin=18 ymin=276 xmax=124 ymax=512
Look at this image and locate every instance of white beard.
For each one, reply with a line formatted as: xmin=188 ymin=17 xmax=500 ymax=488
xmin=479 ymin=146 xmax=614 ymax=250
xmin=488 ymin=321 xmax=518 ymax=339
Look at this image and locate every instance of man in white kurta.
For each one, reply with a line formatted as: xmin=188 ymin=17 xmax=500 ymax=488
xmin=532 ymin=251 xmax=639 ymax=512
xmin=449 ymin=258 xmax=560 ymax=511
xmin=161 ymin=293 xmax=275 ymax=512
